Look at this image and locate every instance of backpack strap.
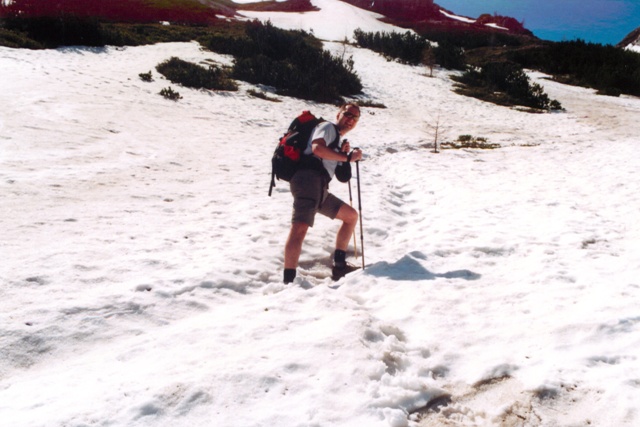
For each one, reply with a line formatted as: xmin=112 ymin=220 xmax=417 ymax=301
xmin=306 ymin=121 xmax=340 ymax=151
xmin=327 ymin=123 xmax=341 ymax=151
xmin=299 ymin=122 xmax=342 ymax=182
xmin=269 ymin=168 xmax=276 ymax=196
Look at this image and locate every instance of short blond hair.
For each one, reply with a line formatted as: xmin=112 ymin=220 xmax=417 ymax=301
xmin=340 ymin=103 xmax=360 ymax=113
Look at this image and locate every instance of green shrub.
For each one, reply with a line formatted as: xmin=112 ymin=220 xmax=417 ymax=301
xmin=416 ymin=27 xmax=527 ymax=50
xmin=596 ymin=86 xmax=622 ymax=97
xmin=86 ymin=20 xmax=243 ymax=47
xmin=433 ymin=40 xmax=466 ymax=70
xmin=353 ymin=29 xmax=429 ymax=65
xmin=0 ymin=26 xmax=44 ymax=48
xmin=139 ymin=71 xmax=154 ymax=82
xmin=353 ymin=28 xmax=467 ymax=70
xmin=204 ymin=20 xmax=362 ymax=103
xmin=3 ymin=14 xmax=104 ymax=47
xmin=155 ymin=57 xmax=238 ymax=91
xmin=159 ymin=87 xmax=182 ymax=101
xmin=0 ymin=16 xmax=244 ymax=49
xmin=453 ymin=62 xmax=562 ymax=111
xmin=509 ymin=40 xmax=640 ymax=97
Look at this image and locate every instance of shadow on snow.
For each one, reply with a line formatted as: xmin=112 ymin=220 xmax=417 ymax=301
xmin=365 ymin=253 xmax=481 ymax=282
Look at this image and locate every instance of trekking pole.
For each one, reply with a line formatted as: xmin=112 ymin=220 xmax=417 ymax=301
xmin=348 ymin=179 xmax=358 ymax=259
xmin=355 ymin=160 xmax=365 ymax=270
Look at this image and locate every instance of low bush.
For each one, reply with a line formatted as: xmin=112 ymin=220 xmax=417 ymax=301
xmin=3 ymin=14 xmax=104 ymax=47
xmin=453 ymin=62 xmax=562 ymax=111
xmin=155 ymin=57 xmax=238 ymax=91
xmin=417 ymin=27 xmax=528 ymax=50
xmin=159 ymin=87 xmax=182 ymax=101
xmin=205 ymin=20 xmax=362 ymax=103
xmin=353 ymin=29 xmax=428 ymax=65
xmin=353 ymin=28 xmax=466 ymax=71
xmin=139 ymin=71 xmax=154 ymax=82
xmin=101 ymin=21 xmax=245 ymax=47
xmin=509 ymin=40 xmax=640 ymax=97
xmin=0 ymin=26 xmax=44 ymax=49
xmin=433 ymin=40 xmax=466 ymax=70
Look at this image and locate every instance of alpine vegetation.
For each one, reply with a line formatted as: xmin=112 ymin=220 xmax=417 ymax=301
xmin=353 ymin=29 xmax=430 ymax=65
xmin=138 ymin=70 xmax=153 ymax=82
xmin=453 ymin=62 xmax=563 ymax=111
xmin=205 ymin=20 xmax=362 ymax=103
xmin=155 ymin=57 xmax=238 ymax=92
xmin=158 ymin=86 xmax=182 ymax=101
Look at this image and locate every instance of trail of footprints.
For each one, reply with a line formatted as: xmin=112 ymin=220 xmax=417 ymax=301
xmin=357 ymin=316 xmax=551 ymax=426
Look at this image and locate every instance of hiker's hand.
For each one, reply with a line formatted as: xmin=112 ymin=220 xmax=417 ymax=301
xmin=341 ymin=140 xmax=351 ymax=153
xmin=350 ymin=148 xmax=363 ymax=162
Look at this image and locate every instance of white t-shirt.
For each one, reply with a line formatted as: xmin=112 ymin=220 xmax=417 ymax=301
xmin=305 ymin=121 xmax=341 ymax=178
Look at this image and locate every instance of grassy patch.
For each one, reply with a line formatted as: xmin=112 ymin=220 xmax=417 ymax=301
xmin=237 ymin=0 xmax=317 ymax=12
xmin=356 ymin=100 xmax=387 ymax=109
xmin=0 ymin=0 xmax=231 ymax=26
xmin=442 ymin=135 xmax=500 ymax=150
xmin=0 ymin=16 xmax=245 ymax=49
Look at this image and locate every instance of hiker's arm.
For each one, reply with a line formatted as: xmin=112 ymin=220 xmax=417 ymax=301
xmin=312 ymin=139 xmax=362 ymax=162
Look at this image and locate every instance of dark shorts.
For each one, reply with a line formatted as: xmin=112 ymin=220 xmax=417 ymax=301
xmin=290 ymin=169 xmax=344 ymax=227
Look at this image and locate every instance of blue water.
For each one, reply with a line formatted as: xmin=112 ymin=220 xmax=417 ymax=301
xmin=435 ymin=0 xmax=640 ymax=45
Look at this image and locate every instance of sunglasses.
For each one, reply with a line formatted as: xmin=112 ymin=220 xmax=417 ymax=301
xmin=343 ymin=111 xmax=360 ymax=120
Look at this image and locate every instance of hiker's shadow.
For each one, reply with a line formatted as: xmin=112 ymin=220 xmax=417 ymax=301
xmin=366 ymin=253 xmax=481 ymax=281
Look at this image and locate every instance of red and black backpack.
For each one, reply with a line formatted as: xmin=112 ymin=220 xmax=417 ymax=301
xmin=269 ymin=111 xmax=339 ymax=196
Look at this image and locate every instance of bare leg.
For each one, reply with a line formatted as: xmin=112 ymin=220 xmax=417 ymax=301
xmin=284 ymin=222 xmax=309 ymax=269
xmin=334 ymin=203 xmax=358 ymax=252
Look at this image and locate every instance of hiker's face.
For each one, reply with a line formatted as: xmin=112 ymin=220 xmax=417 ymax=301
xmin=337 ymin=106 xmax=360 ymax=134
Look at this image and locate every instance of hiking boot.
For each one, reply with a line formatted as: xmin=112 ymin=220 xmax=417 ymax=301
xmin=331 ymin=262 xmax=360 ymax=281
xmin=283 ymin=268 xmax=296 ymax=284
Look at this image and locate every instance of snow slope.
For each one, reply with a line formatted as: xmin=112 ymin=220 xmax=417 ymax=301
xmin=2 ymin=3 xmax=640 ymax=427
xmin=239 ymin=0 xmax=403 ymax=41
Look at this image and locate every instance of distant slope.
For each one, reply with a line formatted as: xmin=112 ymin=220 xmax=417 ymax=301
xmin=618 ymin=26 xmax=640 ymax=52
xmin=0 ymin=0 xmax=532 ymax=36
xmin=0 ymin=0 xmax=237 ymax=24
xmin=340 ymin=0 xmax=534 ymax=37
xmin=236 ymin=0 xmax=318 ymax=12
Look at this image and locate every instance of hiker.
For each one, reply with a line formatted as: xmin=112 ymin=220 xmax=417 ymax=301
xmin=283 ymin=103 xmax=363 ymax=283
